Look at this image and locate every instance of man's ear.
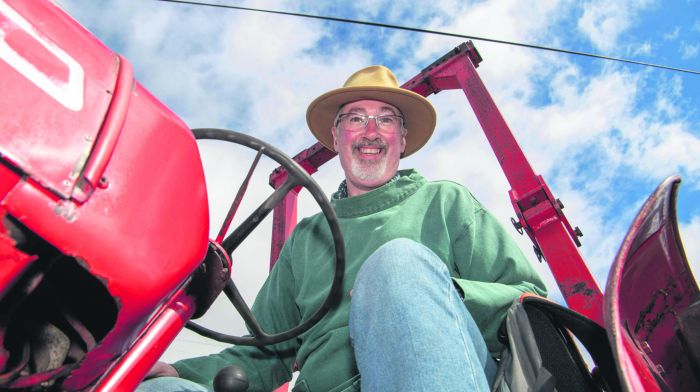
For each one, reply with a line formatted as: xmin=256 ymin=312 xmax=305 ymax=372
xmin=331 ymin=127 xmax=339 ymax=152
xmin=400 ymin=128 xmax=407 ymax=153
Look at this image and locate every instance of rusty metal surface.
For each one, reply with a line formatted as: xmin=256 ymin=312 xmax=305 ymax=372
xmin=606 ymin=176 xmax=700 ymax=391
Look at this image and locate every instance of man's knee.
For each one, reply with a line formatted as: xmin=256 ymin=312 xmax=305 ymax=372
xmin=352 ymin=238 xmax=449 ymax=306
xmin=356 ymin=238 xmax=445 ymax=284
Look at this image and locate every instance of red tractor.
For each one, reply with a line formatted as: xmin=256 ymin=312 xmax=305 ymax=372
xmin=0 ymin=1 xmax=697 ymax=390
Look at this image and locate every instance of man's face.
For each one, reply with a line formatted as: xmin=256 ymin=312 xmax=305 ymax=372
xmin=331 ymin=99 xmax=407 ymax=197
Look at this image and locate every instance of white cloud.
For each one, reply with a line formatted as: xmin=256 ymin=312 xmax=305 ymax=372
xmin=681 ymin=41 xmax=700 ymax=59
xmin=578 ymin=2 xmax=630 ymax=51
xmin=516 ymin=69 xmax=641 ymax=173
xmin=577 ymin=0 xmax=653 ymax=51
xmin=664 ymin=26 xmax=681 ymax=40
xmin=631 ymin=40 xmax=652 ymax=56
xmin=626 ymin=121 xmax=700 ymax=180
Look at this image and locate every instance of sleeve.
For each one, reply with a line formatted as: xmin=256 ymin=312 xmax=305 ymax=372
xmin=172 ymin=235 xmax=302 ymax=391
xmin=451 ymin=200 xmax=547 ymax=357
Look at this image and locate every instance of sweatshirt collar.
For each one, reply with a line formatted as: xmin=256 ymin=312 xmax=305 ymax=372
xmin=332 ymin=173 xmax=401 ymax=200
xmin=330 ymin=169 xmax=426 ymax=218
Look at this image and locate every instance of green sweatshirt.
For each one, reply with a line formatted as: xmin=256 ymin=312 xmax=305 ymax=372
xmin=173 ymin=169 xmax=546 ymax=391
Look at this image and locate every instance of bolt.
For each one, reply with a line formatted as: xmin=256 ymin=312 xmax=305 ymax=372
xmin=533 ymin=245 xmax=544 ymax=262
xmin=655 ymin=364 xmax=665 ymax=377
xmin=511 ymin=217 xmax=524 ymax=234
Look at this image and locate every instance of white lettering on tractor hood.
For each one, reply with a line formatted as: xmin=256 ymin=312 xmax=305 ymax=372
xmin=0 ymin=0 xmax=85 ymax=111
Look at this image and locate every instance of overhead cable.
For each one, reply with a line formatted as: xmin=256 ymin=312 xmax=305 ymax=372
xmin=153 ymin=0 xmax=700 ymax=76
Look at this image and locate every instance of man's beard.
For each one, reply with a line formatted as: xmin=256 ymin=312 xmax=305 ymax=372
xmin=350 ymin=154 xmax=389 ymax=181
xmin=350 ymin=139 xmax=389 ymax=181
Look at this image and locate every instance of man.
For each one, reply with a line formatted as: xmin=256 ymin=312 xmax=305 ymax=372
xmin=140 ymin=66 xmax=546 ymax=391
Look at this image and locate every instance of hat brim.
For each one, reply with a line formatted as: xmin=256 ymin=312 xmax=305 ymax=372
xmin=306 ymin=86 xmax=436 ymax=158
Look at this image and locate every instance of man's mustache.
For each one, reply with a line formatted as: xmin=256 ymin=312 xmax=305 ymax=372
xmin=352 ymin=139 xmax=387 ymax=150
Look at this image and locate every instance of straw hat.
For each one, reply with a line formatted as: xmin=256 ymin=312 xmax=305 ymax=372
xmin=306 ymin=65 xmax=436 ymax=157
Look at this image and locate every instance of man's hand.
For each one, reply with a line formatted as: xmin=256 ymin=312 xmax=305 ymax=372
xmin=145 ymin=361 xmax=179 ymax=379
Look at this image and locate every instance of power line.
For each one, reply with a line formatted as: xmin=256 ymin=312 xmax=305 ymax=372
xmin=153 ymin=0 xmax=700 ymax=76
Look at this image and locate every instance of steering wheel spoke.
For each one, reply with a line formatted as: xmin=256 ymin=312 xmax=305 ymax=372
xmin=221 ymin=177 xmax=298 ymax=254
xmin=187 ymin=128 xmax=345 ymax=346
xmin=222 ymin=280 xmax=265 ymax=337
xmin=214 ymin=148 xmax=264 ymax=244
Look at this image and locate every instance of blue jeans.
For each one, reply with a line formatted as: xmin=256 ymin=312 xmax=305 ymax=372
xmin=138 ymin=238 xmax=496 ymax=391
xmin=349 ymin=238 xmax=496 ymax=391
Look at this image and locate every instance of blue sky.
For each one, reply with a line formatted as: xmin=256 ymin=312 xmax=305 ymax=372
xmin=54 ymin=0 xmax=700 ymax=362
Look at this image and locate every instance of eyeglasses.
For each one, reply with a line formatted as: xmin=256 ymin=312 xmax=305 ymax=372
xmin=335 ymin=113 xmax=404 ymax=132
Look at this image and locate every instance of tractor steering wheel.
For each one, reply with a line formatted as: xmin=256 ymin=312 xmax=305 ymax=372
xmin=186 ymin=128 xmax=345 ymax=346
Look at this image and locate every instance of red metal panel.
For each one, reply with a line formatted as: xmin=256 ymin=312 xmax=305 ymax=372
xmin=71 ymin=54 xmax=134 ymax=203
xmin=0 ymin=0 xmax=117 ymax=199
xmin=3 ymin=81 xmax=209 ymax=389
xmin=606 ymin=176 xmax=699 ymax=391
xmin=0 ymin=1 xmax=210 ymax=388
